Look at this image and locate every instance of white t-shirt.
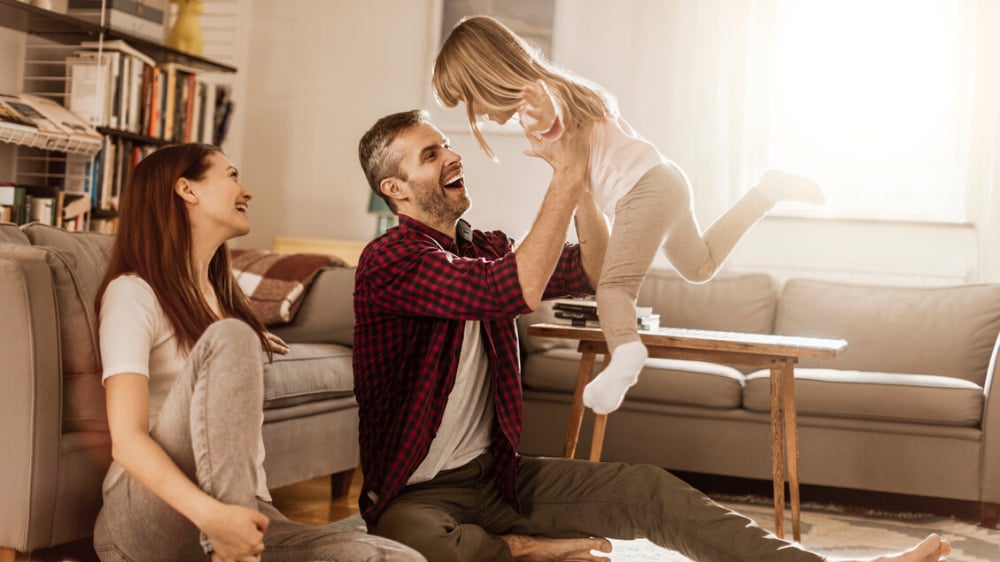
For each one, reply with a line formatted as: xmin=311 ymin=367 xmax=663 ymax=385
xmin=100 ymin=274 xmax=270 ymax=500
xmin=407 ymin=321 xmax=494 ymax=485
xmin=588 ymin=116 xmax=666 ymax=218
xmin=522 ymin=98 xmax=666 ymax=219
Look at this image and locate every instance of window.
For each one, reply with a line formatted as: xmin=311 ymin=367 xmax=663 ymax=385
xmin=765 ymin=0 xmax=973 ymax=222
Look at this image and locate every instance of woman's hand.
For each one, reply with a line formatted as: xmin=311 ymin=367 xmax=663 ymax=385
xmin=201 ymin=502 xmax=269 ymax=562
xmin=264 ymin=332 xmax=289 ymax=355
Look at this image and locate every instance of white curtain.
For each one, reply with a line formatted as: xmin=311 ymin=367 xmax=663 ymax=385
xmin=555 ymin=0 xmax=1000 ymax=280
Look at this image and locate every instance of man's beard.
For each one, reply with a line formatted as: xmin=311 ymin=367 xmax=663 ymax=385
xmin=411 ymin=178 xmax=471 ymax=224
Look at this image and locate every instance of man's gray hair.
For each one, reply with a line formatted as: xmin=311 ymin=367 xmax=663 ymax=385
xmin=358 ymin=109 xmax=431 ymax=213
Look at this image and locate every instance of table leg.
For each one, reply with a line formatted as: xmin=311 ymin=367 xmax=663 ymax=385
xmin=770 ymin=362 xmax=786 ymax=539
xmin=782 ymin=360 xmax=802 ymax=542
xmin=564 ymin=351 xmax=597 ymax=458
xmin=590 ymin=414 xmax=608 ymax=461
xmin=589 ymin=353 xmax=611 ymax=461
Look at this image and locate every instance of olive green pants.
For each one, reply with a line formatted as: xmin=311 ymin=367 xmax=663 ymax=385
xmin=372 ymin=453 xmax=823 ymax=562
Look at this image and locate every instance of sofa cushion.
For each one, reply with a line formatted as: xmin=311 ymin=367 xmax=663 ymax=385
xmin=0 ymin=222 xmax=29 ymax=244
xmin=743 ymin=368 xmax=984 ymax=426
xmin=22 ymin=224 xmax=114 ymax=432
xmin=267 ymin=266 xmax=356 ymax=347
xmin=776 ymin=279 xmax=1000 ymax=385
xmin=636 ymin=271 xmax=777 ymax=334
xmin=262 ymin=343 xmax=354 ymax=409
xmin=523 ymin=348 xmax=745 ymax=409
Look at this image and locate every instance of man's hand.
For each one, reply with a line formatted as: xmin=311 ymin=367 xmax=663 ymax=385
xmin=201 ymin=502 xmax=269 ymax=562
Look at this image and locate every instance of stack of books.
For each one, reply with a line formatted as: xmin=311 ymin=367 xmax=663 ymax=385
xmin=551 ymin=299 xmax=660 ymax=331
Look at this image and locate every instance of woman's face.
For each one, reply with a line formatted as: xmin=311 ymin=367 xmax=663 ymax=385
xmin=186 ymin=152 xmax=253 ymax=239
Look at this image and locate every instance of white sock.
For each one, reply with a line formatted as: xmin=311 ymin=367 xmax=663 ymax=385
xmin=583 ymin=341 xmax=648 ymax=415
xmin=757 ymin=169 xmax=826 ymax=205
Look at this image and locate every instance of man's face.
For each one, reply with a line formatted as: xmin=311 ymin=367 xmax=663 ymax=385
xmin=385 ymin=123 xmax=470 ymax=234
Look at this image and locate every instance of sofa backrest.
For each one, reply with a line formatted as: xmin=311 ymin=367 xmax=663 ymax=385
xmin=267 ymin=265 xmax=357 ymax=347
xmin=0 ymin=222 xmax=29 ymax=244
xmin=22 ymin=223 xmax=115 ymax=432
xmin=517 ymin=270 xmax=778 ymax=354
xmin=636 ymin=270 xmax=778 ymax=334
xmin=776 ymin=278 xmax=1000 ymax=385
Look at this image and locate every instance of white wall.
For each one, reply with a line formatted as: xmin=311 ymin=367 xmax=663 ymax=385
xmin=233 ymin=0 xmax=561 ymax=250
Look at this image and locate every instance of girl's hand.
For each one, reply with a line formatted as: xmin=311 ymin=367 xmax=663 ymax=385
xmin=202 ymin=503 xmax=269 ymax=562
xmin=520 ymin=80 xmax=561 ymax=138
xmin=264 ymin=332 xmax=289 ymax=355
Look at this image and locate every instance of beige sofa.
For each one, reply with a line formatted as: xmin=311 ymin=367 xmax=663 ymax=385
xmin=0 ymin=223 xmax=360 ymax=556
xmin=517 ymin=269 xmax=1000 ymax=527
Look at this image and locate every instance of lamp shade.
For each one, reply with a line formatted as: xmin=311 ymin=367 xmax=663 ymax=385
xmin=368 ymin=193 xmax=392 ymax=214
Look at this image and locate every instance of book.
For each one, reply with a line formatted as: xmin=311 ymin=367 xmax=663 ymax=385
xmin=552 ymin=314 xmax=661 ymax=331
xmin=552 ymin=298 xmax=654 ymax=318
xmin=22 ymin=184 xmax=64 ymax=227
xmin=66 ymin=52 xmax=114 ymax=128
xmin=0 ymin=185 xmax=28 ymax=225
xmin=0 ymin=94 xmax=67 ymax=136
xmin=18 ymin=94 xmax=101 ymax=140
xmin=0 ymin=98 xmax=37 ymax=132
xmin=67 ymin=0 xmax=168 ymax=43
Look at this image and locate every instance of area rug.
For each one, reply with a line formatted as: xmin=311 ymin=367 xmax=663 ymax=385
xmin=328 ymin=499 xmax=1000 ymax=561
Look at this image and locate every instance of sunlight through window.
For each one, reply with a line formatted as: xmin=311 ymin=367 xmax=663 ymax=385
xmin=767 ymin=0 xmax=969 ymax=222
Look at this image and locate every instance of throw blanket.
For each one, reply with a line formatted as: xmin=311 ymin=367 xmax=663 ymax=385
xmin=231 ymin=249 xmax=345 ymax=325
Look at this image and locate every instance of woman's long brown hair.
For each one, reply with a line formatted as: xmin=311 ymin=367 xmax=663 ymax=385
xmin=96 ymin=143 xmax=270 ymax=357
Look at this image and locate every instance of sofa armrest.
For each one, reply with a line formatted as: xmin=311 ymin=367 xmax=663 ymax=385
xmin=0 ymin=247 xmax=63 ymax=551
xmin=980 ymin=330 xmax=1000 ymax=505
xmin=268 ymin=266 xmax=356 ymax=347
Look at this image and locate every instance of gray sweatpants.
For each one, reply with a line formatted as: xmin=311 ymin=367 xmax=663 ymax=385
xmin=93 ymin=319 xmax=424 ymax=562
xmin=372 ymin=453 xmax=823 ymax=562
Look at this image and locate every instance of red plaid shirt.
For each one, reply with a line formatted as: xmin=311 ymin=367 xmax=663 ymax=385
xmin=353 ymin=215 xmax=593 ymax=524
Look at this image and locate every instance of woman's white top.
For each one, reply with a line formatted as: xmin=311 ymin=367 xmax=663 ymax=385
xmin=100 ymin=274 xmax=270 ymax=500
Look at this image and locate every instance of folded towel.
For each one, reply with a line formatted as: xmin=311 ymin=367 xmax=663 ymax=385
xmin=231 ymin=249 xmax=345 ymax=325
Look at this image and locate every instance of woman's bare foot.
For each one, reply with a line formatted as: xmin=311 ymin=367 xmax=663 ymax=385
xmin=841 ymin=534 xmax=951 ymax=562
xmin=500 ymin=534 xmax=612 ymax=561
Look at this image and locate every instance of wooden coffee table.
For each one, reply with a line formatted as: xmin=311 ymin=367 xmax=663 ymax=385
xmin=525 ymin=323 xmax=847 ymax=542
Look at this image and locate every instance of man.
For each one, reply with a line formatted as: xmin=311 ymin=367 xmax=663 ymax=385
xmin=352 ymin=109 xmax=950 ymax=562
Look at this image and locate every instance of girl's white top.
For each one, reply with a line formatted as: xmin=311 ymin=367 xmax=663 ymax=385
xmin=100 ymin=274 xmax=270 ymax=500
xmin=522 ymin=100 xmax=666 ymax=218
xmin=588 ymin=116 xmax=667 ymax=218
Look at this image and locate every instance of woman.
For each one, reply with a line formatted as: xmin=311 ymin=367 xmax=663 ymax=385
xmin=92 ymin=143 xmax=424 ymax=562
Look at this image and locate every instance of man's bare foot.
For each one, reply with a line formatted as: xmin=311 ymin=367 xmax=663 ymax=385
xmin=841 ymin=534 xmax=951 ymax=562
xmin=500 ymin=534 xmax=612 ymax=562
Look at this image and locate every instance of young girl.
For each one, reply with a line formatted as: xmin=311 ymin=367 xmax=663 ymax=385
xmin=433 ymin=15 xmax=825 ymax=415
xmin=92 ymin=143 xmax=423 ymax=562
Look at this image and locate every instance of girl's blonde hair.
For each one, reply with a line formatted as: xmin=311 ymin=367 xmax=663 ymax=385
xmin=433 ymin=15 xmax=617 ymax=160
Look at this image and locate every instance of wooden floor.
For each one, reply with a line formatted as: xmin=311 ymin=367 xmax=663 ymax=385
xmin=270 ymin=469 xmax=363 ymax=526
xmin=19 ymin=470 xmax=362 ymax=561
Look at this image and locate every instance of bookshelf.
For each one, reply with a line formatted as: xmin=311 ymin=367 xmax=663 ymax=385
xmin=0 ymin=0 xmax=238 ymax=232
